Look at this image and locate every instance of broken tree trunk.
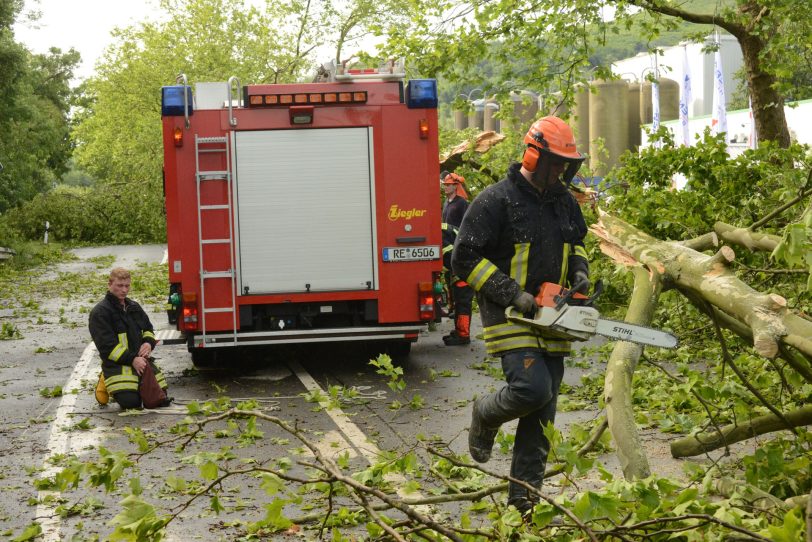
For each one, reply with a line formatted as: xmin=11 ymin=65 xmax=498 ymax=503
xmin=604 ymin=266 xmax=660 ymax=480
xmin=591 ymin=211 xmax=812 ymax=360
xmin=439 ymin=131 xmax=506 ymax=173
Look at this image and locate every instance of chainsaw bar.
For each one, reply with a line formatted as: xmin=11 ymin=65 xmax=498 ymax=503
xmin=505 ymin=305 xmax=678 ymax=349
xmin=594 ymin=317 xmax=678 ymax=349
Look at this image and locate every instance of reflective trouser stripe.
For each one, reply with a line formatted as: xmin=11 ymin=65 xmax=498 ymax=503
xmin=559 ymin=243 xmax=571 ymax=285
xmin=467 ymin=259 xmax=499 ymax=291
xmin=105 ymin=366 xmax=168 ymax=393
xmin=109 ymin=333 xmax=128 ymax=363
xmin=511 ymin=243 xmax=530 ymax=290
xmin=105 ymin=366 xmax=139 ymax=393
xmin=483 ymin=322 xmax=572 ymax=356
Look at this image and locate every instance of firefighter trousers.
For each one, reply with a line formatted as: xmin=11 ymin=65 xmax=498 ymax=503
xmin=474 ymin=349 xmax=564 ymax=507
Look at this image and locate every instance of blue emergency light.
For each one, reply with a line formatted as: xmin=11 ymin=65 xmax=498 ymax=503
xmin=406 ymin=79 xmax=438 ymax=109
xmin=161 ymin=85 xmax=194 ymax=117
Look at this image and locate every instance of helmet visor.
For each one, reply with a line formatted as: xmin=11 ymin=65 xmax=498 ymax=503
xmin=538 ymin=148 xmax=585 ymax=185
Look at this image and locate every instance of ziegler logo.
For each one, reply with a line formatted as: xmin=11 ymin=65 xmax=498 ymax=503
xmin=388 ymin=204 xmax=427 ymax=221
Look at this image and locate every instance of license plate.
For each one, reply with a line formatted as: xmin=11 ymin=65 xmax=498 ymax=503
xmin=382 ymin=246 xmax=440 ymax=262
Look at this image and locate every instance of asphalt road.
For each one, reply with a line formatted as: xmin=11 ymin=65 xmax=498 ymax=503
xmin=0 ymin=244 xmax=611 ymax=541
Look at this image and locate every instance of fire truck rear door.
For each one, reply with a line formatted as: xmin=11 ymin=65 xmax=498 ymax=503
xmin=233 ymin=127 xmax=377 ymax=294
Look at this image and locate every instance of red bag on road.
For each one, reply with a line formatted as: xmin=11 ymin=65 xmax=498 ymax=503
xmin=139 ymin=362 xmax=168 ymax=409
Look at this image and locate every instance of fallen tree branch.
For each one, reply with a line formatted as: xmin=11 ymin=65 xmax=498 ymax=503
xmin=706 ymin=301 xmax=799 ymax=435
xmin=604 ymin=265 xmax=660 ymax=480
xmin=670 ymin=404 xmax=812 ymax=458
xmin=714 ymin=222 xmax=780 ymax=252
xmin=592 ymin=211 xmax=812 ymax=360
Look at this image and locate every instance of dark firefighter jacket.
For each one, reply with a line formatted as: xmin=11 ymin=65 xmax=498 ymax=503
xmin=442 ymin=196 xmax=468 ymax=229
xmin=451 ymin=162 xmax=589 ymax=357
xmin=89 ymin=292 xmax=166 ymax=394
xmin=441 ymin=222 xmax=458 ymax=272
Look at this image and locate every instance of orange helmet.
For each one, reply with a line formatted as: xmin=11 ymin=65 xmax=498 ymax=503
xmin=441 ymin=172 xmax=465 ymax=185
xmin=441 ymin=172 xmax=468 ymax=200
xmin=523 ymin=116 xmax=582 ymax=159
xmin=521 ymin=116 xmax=585 ymax=184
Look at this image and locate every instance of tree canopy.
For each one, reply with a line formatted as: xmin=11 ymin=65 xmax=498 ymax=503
xmin=382 ymin=0 xmax=809 ymax=147
xmin=0 ymin=1 xmax=77 ymax=215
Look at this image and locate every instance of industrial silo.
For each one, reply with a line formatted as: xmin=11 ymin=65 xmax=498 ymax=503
xmin=589 ymin=79 xmax=629 ymax=177
xmin=468 ymin=98 xmax=485 ymax=130
xmin=454 ymin=109 xmax=467 ymax=130
xmin=659 ymin=78 xmax=679 ymax=121
xmin=627 ymin=82 xmax=641 ymax=149
xmin=502 ymin=90 xmax=539 ymax=133
xmin=573 ymin=84 xmax=590 ymax=163
xmin=483 ymin=98 xmax=500 ymax=132
xmin=640 ymin=77 xmax=679 ymax=125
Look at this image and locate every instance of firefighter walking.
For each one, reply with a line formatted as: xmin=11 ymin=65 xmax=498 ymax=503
xmin=441 ymin=172 xmax=474 ymax=346
xmin=451 ymin=116 xmax=590 ymax=515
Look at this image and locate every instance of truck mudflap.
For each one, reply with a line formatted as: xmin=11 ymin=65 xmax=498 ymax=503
xmin=189 ymin=325 xmax=424 ymax=348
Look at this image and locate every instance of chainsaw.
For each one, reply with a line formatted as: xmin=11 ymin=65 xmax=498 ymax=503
xmin=506 ymin=280 xmax=678 ymax=349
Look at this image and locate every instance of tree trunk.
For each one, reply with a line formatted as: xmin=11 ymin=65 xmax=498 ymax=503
xmin=670 ymin=405 xmax=812 ymax=457
xmin=604 ymin=266 xmax=660 ymax=480
xmin=592 ymin=211 xmax=812 ymax=360
xmin=734 ymin=30 xmax=791 ymax=148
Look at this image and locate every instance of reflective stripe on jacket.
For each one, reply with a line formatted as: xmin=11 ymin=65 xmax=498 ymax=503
xmin=452 ymin=162 xmax=589 ymax=357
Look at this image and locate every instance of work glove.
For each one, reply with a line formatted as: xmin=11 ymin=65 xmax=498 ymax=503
xmin=572 ymin=270 xmax=590 ymax=295
xmin=511 ymin=290 xmax=537 ymax=314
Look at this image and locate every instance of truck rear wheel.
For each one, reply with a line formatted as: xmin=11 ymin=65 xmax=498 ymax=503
xmin=190 ymin=348 xmax=218 ymax=368
xmin=385 ymin=340 xmax=412 ymax=366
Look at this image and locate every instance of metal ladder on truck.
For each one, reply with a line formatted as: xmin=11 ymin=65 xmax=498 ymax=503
xmin=194 ymin=134 xmax=238 ymax=347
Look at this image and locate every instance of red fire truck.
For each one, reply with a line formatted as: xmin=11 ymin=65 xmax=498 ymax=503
xmin=160 ymin=64 xmax=442 ymax=365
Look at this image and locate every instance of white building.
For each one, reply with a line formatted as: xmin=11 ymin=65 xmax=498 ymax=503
xmin=612 ymin=33 xmax=743 ymax=117
xmin=613 ymin=33 xmax=812 ymax=151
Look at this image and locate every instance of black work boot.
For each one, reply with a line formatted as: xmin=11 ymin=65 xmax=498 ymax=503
xmin=443 ymin=331 xmax=470 ymax=346
xmin=508 ymin=486 xmax=540 ymax=522
xmin=468 ymin=398 xmax=497 ymax=463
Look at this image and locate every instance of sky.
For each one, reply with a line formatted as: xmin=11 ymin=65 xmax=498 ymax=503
xmin=13 ymin=0 xmax=161 ymax=81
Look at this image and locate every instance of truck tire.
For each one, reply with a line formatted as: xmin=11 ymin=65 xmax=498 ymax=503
xmin=385 ymin=340 xmax=412 ymax=366
xmin=190 ymin=348 xmax=218 ymax=368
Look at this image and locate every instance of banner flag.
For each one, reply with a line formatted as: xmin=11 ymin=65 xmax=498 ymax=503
xmin=679 ymin=47 xmax=692 ymax=146
xmin=749 ymin=96 xmax=758 ymax=149
xmin=711 ymin=49 xmax=727 ymax=139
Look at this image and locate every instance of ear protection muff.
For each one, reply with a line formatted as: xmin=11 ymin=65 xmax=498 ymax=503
xmin=522 ymin=146 xmax=540 ymax=172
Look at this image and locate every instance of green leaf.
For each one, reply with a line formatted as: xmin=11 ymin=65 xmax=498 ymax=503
xmin=199 ymin=461 xmax=218 ymax=481
xmin=12 ymin=523 xmax=42 ymax=542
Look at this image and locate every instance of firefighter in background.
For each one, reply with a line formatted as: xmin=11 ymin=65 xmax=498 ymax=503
xmin=452 ymin=116 xmax=590 ymax=515
xmin=441 ymin=172 xmax=474 ymax=346
xmin=89 ymin=267 xmax=169 ymax=409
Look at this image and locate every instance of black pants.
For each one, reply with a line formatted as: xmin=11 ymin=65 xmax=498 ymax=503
xmin=113 ymin=390 xmax=142 ymax=410
xmin=445 ymin=271 xmax=473 ymax=317
xmin=476 ymin=349 xmax=565 ymax=505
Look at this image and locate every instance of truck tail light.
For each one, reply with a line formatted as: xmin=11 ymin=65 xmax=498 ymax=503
xmin=418 ymin=119 xmax=429 ymax=139
xmin=173 ymin=126 xmax=183 ymax=147
xmin=181 ymin=292 xmax=199 ymax=331
xmin=418 ymin=281 xmax=434 ymax=321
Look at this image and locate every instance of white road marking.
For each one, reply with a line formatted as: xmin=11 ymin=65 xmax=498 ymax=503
xmin=36 ymin=345 xmax=417 ymax=539
xmin=286 ymin=360 xmax=422 ymax=500
xmin=36 ymin=342 xmax=97 ymax=541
